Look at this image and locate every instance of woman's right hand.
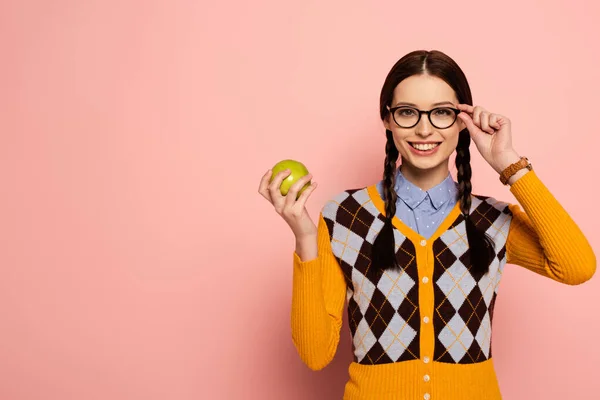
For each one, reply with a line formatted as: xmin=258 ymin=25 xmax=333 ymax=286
xmin=258 ymin=168 xmax=319 ymax=239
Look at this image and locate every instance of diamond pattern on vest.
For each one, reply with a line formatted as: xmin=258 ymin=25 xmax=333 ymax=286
xmin=322 ymin=188 xmax=512 ymax=365
xmin=322 ymin=188 xmax=420 ymax=364
xmin=433 ymin=195 xmax=512 ymax=364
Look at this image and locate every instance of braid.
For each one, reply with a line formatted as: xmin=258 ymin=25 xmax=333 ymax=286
xmin=383 ymin=132 xmax=399 ymax=231
xmin=372 ymin=130 xmax=400 ymax=274
xmin=455 ymin=130 xmax=495 ymax=280
xmin=456 ymin=130 xmax=473 ymax=215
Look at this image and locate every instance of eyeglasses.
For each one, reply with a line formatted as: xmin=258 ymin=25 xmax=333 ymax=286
xmin=387 ymin=105 xmax=460 ymax=129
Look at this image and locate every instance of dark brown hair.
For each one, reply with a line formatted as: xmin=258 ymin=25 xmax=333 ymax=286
xmin=371 ymin=50 xmax=495 ymax=280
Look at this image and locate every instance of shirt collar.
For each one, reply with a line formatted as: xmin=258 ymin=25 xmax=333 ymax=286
xmin=394 ymin=169 xmax=457 ymax=210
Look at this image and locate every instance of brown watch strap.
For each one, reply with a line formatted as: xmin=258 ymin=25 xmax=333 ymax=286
xmin=499 ymin=156 xmax=532 ymax=185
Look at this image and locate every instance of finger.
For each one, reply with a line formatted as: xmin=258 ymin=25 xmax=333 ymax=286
xmin=489 ymin=114 xmax=501 ymax=130
xmin=293 ymin=180 xmax=318 ymax=212
xmin=284 ymin=173 xmax=313 ymax=208
xmin=496 ymin=114 xmax=510 ymax=127
xmin=268 ymin=169 xmax=291 ymax=210
xmin=472 ymin=106 xmax=486 ymax=128
xmin=457 ymin=112 xmax=483 ymax=139
xmin=457 ymin=103 xmax=474 ymax=114
xmin=258 ymin=169 xmax=274 ymax=202
xmin=480 ymin=111 xmax=494 ymax=134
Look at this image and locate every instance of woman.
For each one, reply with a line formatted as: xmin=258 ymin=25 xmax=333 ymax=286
xmin=257 ymin=49 xmax=596 ymax=400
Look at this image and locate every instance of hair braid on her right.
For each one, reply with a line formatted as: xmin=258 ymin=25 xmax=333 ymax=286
xmin=371 ymin=129 xmax=400 ymax=275
xmin=455 ymin=130 xmax=496 ymax=280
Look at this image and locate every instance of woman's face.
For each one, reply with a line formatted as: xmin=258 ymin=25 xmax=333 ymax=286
xmin=384 ymin=74 xmax=466 ymax=172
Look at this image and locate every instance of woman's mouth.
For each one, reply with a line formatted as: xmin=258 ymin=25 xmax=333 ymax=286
xmin=407 ymin=141 xmax=441 ymax=156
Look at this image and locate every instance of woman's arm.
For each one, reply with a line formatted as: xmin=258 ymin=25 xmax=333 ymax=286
xmin=505 ymin=170 xmax=596 ymax=285
xmin=291 ymin=211 xmax=347 ymax=370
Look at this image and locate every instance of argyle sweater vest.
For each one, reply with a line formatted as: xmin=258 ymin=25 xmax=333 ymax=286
xmin=321 ymin=186 xmax=512 ymax=366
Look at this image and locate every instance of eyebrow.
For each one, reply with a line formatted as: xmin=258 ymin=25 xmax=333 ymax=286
xmin=393 ymin=101 xmax=455 ymax=107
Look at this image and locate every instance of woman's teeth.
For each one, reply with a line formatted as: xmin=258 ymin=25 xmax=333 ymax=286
xmin=410 ymin=142 xmax=440 ymax=151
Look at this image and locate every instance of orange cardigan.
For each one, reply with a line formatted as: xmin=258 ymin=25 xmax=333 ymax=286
xmin=290 ymin=170 xmax=596 ymax=400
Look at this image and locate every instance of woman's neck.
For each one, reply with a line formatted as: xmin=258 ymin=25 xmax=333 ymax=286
xmin=398 ymin=159 xmax=451 ymax=192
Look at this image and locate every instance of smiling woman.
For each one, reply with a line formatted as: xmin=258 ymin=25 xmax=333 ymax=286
xmin=258 ymin=49 xmax=596 ymax=400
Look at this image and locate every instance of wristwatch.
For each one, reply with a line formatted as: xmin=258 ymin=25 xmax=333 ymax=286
xmin=499 ymin=156 xmax=532 ymax=185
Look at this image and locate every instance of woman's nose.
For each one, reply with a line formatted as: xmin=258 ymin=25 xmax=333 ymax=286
xmin=415 ymin=114 xmax=434 ymax=135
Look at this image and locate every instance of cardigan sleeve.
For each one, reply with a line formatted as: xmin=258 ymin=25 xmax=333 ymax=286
xmin=505 ymin=170 xmax=596 ymax=285
xmin=290 ymin=211 xmax=347 ymax=371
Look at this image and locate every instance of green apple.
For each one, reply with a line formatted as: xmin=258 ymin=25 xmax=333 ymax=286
xmin=270 ymin=159 xmax=311 ymax=199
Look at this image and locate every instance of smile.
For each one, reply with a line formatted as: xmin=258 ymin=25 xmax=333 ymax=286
xmin=408 ymin=142 xmax=441 ymax=151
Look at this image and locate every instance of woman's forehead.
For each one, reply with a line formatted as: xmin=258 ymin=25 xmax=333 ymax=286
xmin=392 ymin=75 xmax=457 ymax=106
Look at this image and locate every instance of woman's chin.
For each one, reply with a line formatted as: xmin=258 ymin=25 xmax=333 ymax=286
xmin=401 ymin=154 xmax=444 ymax=171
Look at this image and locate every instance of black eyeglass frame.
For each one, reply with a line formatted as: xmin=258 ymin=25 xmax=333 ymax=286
xmin=386 ymin=105 xmax=461 ymax=129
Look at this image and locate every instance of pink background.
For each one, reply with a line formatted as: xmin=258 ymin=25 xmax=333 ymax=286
xmin=1 ymin=1 xmax=599 ymax=399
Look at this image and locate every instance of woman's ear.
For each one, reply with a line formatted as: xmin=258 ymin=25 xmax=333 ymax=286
xmin=384 ymin=115 xmax=391 ymax=131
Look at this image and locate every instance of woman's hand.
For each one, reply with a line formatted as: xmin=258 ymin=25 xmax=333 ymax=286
xmin=258 ymin=168 xmax=319 ymax=239
xmin=456 ymin=104 xmax=521 ymax=174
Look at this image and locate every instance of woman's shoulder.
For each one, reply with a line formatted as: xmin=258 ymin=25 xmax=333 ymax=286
xmin=469 ymin=192 xmax=514 ymax=216
xmin=321 ymin=185 xmax=369 ymax=207
xmin=319 ymin=183 xmax=378 ymax=216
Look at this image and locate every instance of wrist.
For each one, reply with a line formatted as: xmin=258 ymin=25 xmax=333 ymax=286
xmin=496 ymin=151 xmax=533 ymax=186
xmin=295 ymin=234 xmax=318 ymax=262
xmin=296 ymin=233 xmax=317 ymax=242
xmin=507 ymin=168 xmax=529 ymax=186
xmin=493 ymin=150 xmax=521 ymax=174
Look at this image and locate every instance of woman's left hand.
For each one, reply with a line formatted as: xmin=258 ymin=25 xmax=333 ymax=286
xmin=456 ymin=104 xmax=521 ymax=174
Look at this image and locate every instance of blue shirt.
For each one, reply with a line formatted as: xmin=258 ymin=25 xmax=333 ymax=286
xmin=375 ymin=169 xmax=458 ymax=239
